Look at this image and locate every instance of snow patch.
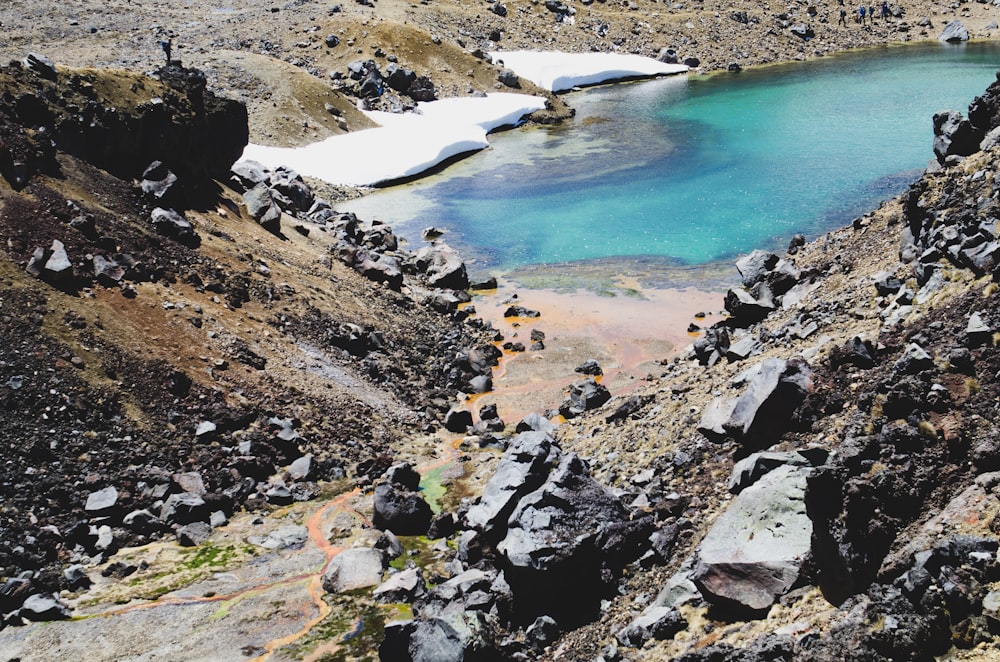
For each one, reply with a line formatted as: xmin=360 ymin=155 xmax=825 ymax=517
xmin=491 ymin=50 xmax=688 ymax=93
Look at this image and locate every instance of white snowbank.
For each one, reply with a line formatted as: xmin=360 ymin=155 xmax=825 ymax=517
xmin=490 ymin=50 xmax=688 ymax=93
xmin=241 ymin=51 xmax=687 ymax=187
xmin=241 ymin=93 xmax=546 ymax=187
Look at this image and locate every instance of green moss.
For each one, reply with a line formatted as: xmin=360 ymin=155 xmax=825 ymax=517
xmin=280 ymin=595 xmax=394 ymax=661
xmin=418 ymin=466 xmax=447 ymax=514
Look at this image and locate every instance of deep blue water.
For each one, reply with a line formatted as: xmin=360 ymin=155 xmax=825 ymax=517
xmin=340 ymin=42 xmax=1000 ymax=275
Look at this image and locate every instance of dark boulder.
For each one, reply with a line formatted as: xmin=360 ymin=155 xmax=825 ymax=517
xmin=558 ymin=378 xmax=611 ymax=419
xmin=373 ymin=483 xmax=433 ymax=536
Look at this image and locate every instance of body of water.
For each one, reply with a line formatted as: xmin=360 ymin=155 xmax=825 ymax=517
xmin=339 ymin=42 xmax=1000 ymax=280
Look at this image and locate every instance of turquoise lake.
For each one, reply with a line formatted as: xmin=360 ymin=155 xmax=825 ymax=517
xmin=339 ymin=42 xmax=1000 ymax=280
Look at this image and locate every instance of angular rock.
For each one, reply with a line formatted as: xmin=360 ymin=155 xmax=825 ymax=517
xmin=574 ymin=359 xmax=603 ymax=376
xmin=248 ymin=524 xmax=309 ymax=550
xmin=19 ymin=593 xmax=71 ymax=621
xmin=933 ymin=110 xmax=982 ymax=164
xmin=728 ymin=449 xmax=828 ymax=494
xmin=243 ymin=183 xmax=282 ymax=233
xmin=722 ymin=358 xmax=812 ymax=449
xmin=617 ymin=606 xmax=686 ymax=647
xmin=694 ymin=465 xmax=812 ymax=614
xmin=177 ymin=521 xmax=212 ymax=546
xmin=939 ymin=19 xmax=970 ymax=42
xmin=464 ymin=431 xmax=559 ymax=536
xmin=322 ymin=547 xmax=385 ymax=593
xmin=24 ymin=53 xmax=57 ymax=80
xmin=558 ymin=378 xmax=611 ymax=419
xmin=85 ymin=486 xmax=119 ymax=513
xmin=443 ymin=408 xmax=473 ymax=433
xmin=724 ymin=287 xmax=775 ymax=325
xmin=373 ymin=567 xmax=426 ymax=603
xmin=150 ymin=207 xmax=198 ymax=245
xmin=373 ymin=483 xmax=433 ymax=536
xmin=159 ymin=492 xmax=209 ymax=525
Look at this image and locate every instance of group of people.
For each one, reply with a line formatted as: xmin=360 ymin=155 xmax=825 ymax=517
xmin=837 ymin=0 xmax=893 ymax=26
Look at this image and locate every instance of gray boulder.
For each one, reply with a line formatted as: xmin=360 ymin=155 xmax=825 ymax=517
xmin=248 ymin=524 xmax=309 ymax=550
xmin=939 ymin=19 xmax=970 ymax=42
xmin=722 ymin=358 xmax=812 ymax=449
xmin=19 ymin=593 xmax=71 ymax=621
xmin=735 ymin=250 xmax=800 ymax=296
xmin=85 ymin=486 xmax=119 ymax=513
xmin=693 ymin=465 xmax=812 ymax=614
xmin=373 ymin=567 xmax=427 ymax=603
xmin=177 ymin=521 xmax=212 ymax=547
xmin=243 ymin=182 xmax=282 ymax=232
xmin=150 ymin=207 xmax=198 ymax=245
xmin=414 ymin=243 xmax=469 ymax=290
xmin=322 ymin=547 xmax=385 ymax=593
xmin=230 ymin=159 xmax=269 ymax=190
xmin=728 ymin=448 xmax=828 ymax=493
xmin=724 ymin=286 xmax=776 ymax=325
xmin=464 ymin=431 xmax=559 ymax=536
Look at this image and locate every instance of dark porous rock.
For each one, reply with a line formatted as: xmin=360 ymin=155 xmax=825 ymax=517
xmin=19 ymin=593 xmax=71 ymax=621
xmin=243 ymin=183 xmax=283 ymax=233
xmin=176 ymin=521 xmax=213 ymax=547
xmin=373 ymin=483 xmax=433 ymax=536
xmin=385 ymin=63 xmax=417 ymax=93
xmin=683 ymin=57 xmax=701 ymax=68
xmin=407 ymin=76 xmax=437 ymax=102
xmin=504 ymin=305 xmax=540 ymax=318
xmin=497 ymin=452 xmax=634 ymax=626
xmin=616 ymin=606 xmax=687 ymax=648
xmin=559 ymin=378 xmax=611 ymax=419
xmin=933 ymin=110 xmax=982 ymax=164
xmin=322 ymin=547 xmax=385 ymax=593
xmin=427 ymin=512 xmax=458 ymax=539
xmin=605 ymin=394 xmax=654 ymax=424
xmin=725 ymin=287 xmax=776 ymax=326
xmin=693 ymin=465 xmax=812 ymax=615
xmin=384 ymin=463 xmax=422 ymax=491
xmin=893 ymin=342 xmax=934 ymax=375
xmin=575 ymin=358 xmax=603 ymax=376
xmin=269 ymin=167 xmax=315 ymax=213
xmin=443 ymin=407 xmax=473 ymax=433
xmin=829 ymin=336 xmax=877 ymax=369
xmin=160 ymin=491 xmax=210 ymax=525
xmin=722 ymin=358 xmax=812 ymax=449
xmin=939 ymin=19 xmax=970 ymax=42
xmin=92 ymin=254 xmax=124 ymax=285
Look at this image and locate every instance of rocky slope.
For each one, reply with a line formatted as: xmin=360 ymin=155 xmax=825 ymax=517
xmin=0 ymin=57 xmax=503 ymax=629
xmin=2 ymin=0 xmax=1000 ymax=660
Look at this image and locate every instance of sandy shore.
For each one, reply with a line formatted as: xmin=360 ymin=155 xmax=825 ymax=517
xmin=466 ymin=281 xmax=725 ymax=423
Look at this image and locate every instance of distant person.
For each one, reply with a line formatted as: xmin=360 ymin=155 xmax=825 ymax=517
xmin=859 ymin=5 xmax=866 ymax=23
xmin=839 ymin=7 xmax=847 ymax=24
xmin=881 ymin=1 xmax=891 ymax=19
xmin=160 ymin=38 xmax=172 ymax=65
xmin=869 ymin=5 xmax=875 ymax=21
